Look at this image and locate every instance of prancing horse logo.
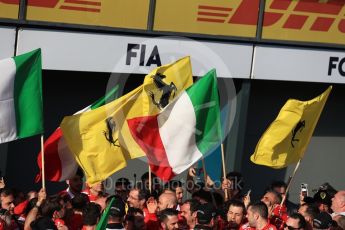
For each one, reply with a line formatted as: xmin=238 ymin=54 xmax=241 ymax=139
xmin=291 ymin=120 xmax=305 ymax=148
xmin=103 ymin=117 xmax=120 ymax=147
xmin=149 ymin=73 xmax=177 ymax=109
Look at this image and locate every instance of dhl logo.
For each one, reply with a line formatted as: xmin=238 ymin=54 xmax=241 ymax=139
xmin=264 ymin=0 xmax=345 ymax=32
xmin=2 ymin=0 xmax=101 ymax=13
xmin=197 ymin=0 xmax=345 ymax=33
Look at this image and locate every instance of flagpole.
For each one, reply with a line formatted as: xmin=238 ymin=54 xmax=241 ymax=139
xmin=148 ymin=165 xmax=152 ymax=194
xmin=280 ymin=159 xmax=301 ymax=206
xmin=134 ymin=174 xmax=137 ymax=187
xmin=201 ymin=158 xmax=208 ymax=185
xmin=40 ymin=135 xmax=46 ymax=189
xmin=221 ymin=143 xmax=228 ymax=201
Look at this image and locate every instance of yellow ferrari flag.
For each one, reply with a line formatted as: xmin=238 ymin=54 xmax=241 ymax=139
xmin=60 ymin=57 xmax=193 ymax=184
xmin=119 ymin=56 xmax=193 ymax=159
xmin=250 ymin=86 xmax=332 ymax=169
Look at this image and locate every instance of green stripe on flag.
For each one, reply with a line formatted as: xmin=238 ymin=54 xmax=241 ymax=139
xmin=91 ymin=85 xmax=119 ymax=110
xmin=13 ymin=49 xmax=43 ymax=138
xmin=186 ymin=69 xmax=222 ymax=154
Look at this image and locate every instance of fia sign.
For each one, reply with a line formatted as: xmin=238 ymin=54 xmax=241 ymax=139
xmin=126 ymin=43 xmax=162 ymax=67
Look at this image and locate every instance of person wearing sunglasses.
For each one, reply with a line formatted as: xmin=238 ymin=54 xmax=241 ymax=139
xmin=284 ymin=213 xmax=306 ymax=230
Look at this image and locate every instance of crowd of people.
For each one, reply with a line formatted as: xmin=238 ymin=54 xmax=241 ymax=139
xmin=0 ymin=167 xmax=344 ymax=230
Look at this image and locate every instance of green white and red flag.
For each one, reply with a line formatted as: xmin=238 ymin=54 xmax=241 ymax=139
xmin=128 ymin=69 xmax=222 ymax=181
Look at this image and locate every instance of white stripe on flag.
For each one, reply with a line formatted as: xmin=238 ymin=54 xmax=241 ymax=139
xmin=158 ymin=92 xmax=203 ymax=174
xmin=0 ymin=58 xmax=17 ymax=142
xmin=58 ymin=105 xmax=91 ymax=180
xmin=58 ymin=136 xmax=78 ymax=181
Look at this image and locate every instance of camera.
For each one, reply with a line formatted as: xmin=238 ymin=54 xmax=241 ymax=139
xmin=301 ymin=183 xmax=308 ymax=197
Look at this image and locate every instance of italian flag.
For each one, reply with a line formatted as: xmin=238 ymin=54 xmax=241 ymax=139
xmin=0 ymin=49 xmax=43 ymax=144
xmin=36 ymin=86 xmax=119 ymax=182
xmin=128 ymin=69 xmax=222 ymax=181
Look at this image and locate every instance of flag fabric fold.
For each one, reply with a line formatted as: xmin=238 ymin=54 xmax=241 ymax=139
xmin=61 ymin=57 xmax=193 ymax=185
xmin=35 ymin=86 xmax=119 ymax=182
xmin=127 ymin=69 xmax=222 ymax=181
xmin=0 ymin=49 xmax=43 ymax=144
xmin=250 ymin=86 xmax=332 ymax=169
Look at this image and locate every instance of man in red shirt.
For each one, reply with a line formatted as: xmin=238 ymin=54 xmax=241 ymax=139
xmin=227 ymin=200 xmax=247 ymax=229
xmin=243 ymin=201 xmax=277 ymax=230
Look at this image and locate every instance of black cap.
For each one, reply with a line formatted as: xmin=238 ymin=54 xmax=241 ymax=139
xmin=313 ymin=212 xmax=333 ymax=229
xmin=313 ymin=190 xmax=332 ymax=206
xmin=196 ymin=203 xmax=216 ymax=224
xmin=109 ymin=198 xmax=126 ymax=218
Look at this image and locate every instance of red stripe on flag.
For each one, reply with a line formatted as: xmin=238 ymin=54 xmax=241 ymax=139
xmin=36 ymin=128 xmax=63 ymax=182
xmin=60 ymin=5 xmax=100 ymax=12
xmin=127 ymin=116 xmax=175 ymax=182
xmin=64 ymin=0 xmax=101 ymax=6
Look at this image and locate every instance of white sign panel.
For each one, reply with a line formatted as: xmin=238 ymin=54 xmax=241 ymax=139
xmin=17 ymin=29 xmax=253 ymax=78
xmin=253 ymin=45 xmax=345 ymax=84
xmin=0 ymin=26 xmax=16 ymax=59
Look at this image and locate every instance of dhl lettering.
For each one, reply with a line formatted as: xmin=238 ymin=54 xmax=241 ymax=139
xmin=2 ymin=0 xmax=101 ymax=12
xmin=64 ymin=0 xmax=101 ymax=6
xmin=310 ymin=17 xmax=334 ymax=31
xmin=27 ymin=0 xmax=60 ymax=8
xmin=228 ymin=0 xmax=259 ymax=25
xmin=196 ymin=0 xmax=259 ymax=25
xmin=197 ymin=5 xmax=232 ymax=23
xmin=1 ymin=0 xmax=19 ymax=4
xmin=264 ymin=0 xmax=345 ymax=33
xmin=283 ymin=14 xmax=308 ymax=29
xmin=294 ymin=0 xmax=343 ymax=15
xmin=195 ymin=0 xmax=345 ymax=37
xmin=263 ymin=0 xmax=292 ymax=26
xmin=263 ymin=12 xmax=284 ymax=26
xmin=60 ymin=0 xmax=101 ymax=12
xmin=339 ymin=19 xmax=345 ymax=33
xmin=270 ymin=0 xmax=291 ymax=10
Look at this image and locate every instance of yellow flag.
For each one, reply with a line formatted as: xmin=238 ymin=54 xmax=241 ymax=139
xmin=60 ymin=57 xmax=193 ymax=184
xmin=250 ymin=86 xmax=332 ymax=169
